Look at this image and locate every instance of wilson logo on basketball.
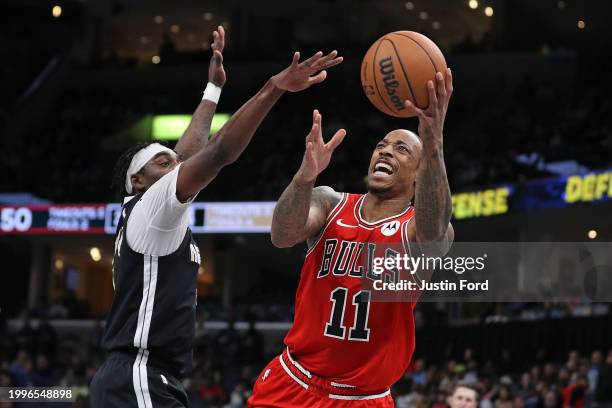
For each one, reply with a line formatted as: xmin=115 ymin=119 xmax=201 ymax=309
xmin=361 ymin=31 xmax=447 ymax=118
xmin=379 ymin=57 xmax=405 ymax=112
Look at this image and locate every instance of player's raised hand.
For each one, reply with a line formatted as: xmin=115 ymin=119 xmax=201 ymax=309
xmin=208 ymin=25 xmax=226 ymax=87
xmin=271 ymin=50 xmax=343 ymax=92
xmin=295 ymin=110 xmax=346 ymax=183
xmin=403 ymin=67 xmax=453 ymax=148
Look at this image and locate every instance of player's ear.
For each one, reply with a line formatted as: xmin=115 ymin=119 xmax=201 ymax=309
xmin=131 ymin=173 xmax=146 ymax=193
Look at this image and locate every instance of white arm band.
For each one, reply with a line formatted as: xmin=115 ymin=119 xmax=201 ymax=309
xmin=202 ymin=82 xmax=222 ymax=104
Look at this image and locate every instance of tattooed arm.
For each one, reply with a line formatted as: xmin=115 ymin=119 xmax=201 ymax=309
xmin=271 ymin=110 xmax=346 ymax=248
xmin=174 ymin=26 xmax=226 ymax=161
xmin=272 ymin=184 xmax=341 ymax=248
xmin=404 ymin=69 xmax=455 ymax=255
xmin=174 ymin=102 xmax=217 ymax=162
xmin=413 ymin=140 xmax=454 ymax=253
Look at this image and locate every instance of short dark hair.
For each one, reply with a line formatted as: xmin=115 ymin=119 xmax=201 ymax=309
xmin=450 ymin=383 xmax=479 ymax=400
xmin=111 ymin=141 xmax=160 ymax=198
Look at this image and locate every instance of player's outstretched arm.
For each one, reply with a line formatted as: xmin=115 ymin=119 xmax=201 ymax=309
xmin=174 ymin=26 xmax=226 ymax=161
xmin=404 ymin=69 xmax=454 ymax=255
xmin=271 ymin=110 xmax=345 ymax=248
xmin=175 ymin=51 xmax=343 ymax=202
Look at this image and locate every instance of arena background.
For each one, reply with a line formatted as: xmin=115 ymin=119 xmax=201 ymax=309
xmin=1 ymin=0 xmax=612 ymax=406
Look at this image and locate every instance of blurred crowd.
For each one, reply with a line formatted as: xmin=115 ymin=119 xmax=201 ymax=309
xmin=23 ymin=281 xmax=610 ymax=324
xmin=2 ymin=0 xmax=612 ymax=205
xmin=2 ymin=312 xmax=612 ymax=408
xmin=396 ymin=349 xmax=612 ymax=408
xmin=2 ymin=52 xmax=612 ymax=204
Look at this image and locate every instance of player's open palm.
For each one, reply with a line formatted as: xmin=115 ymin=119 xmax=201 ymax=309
xmin=208 ymin=25 xmax=226 ymax=87
xmin=296 ymin=110 xmax=346 ymax=183
xmin=403 ymin=67 xmax=453 ymax=146
xmin=272 ymin=51 xmax=343 ymax=92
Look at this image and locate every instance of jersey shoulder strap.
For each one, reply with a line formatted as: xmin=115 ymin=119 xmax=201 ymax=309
xmin=115 ymin=194 xmax=143 ymax=235
xmin=306 ymin=193 xmax=363 ymax=254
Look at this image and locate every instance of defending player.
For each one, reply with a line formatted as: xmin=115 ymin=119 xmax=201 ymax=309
xmin=248 ymin=70 xmax=454 ymax=407
xmin=89 ymin=25 xmax=343 ymax=407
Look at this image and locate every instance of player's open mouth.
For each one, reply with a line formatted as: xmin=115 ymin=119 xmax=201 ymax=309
xmin=373 ymin=160 xmax=395 ymax=176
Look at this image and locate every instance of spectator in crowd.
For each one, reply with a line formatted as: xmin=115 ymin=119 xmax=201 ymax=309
xmin=410 ymin=358 xmax=428 ymax=387
xmin=447 ymin=384 xmax=478 ymax=408
xmin=517 ymin=372 xmax=535 ymax=401
xmin=562 ymin=375 xmax=588 ymax=408
xmin=594 ymin=350 xmax=612 ymax=406
xmin=543 ymin=390 xmax=560 ymax=408
xmin=396 ymin=379 xmax=427 ymax=408
xmin=587 ymin=351 xmax=603 ymax=404
xmin=495 ymin=384 xmax=514 ymax=408
xmin=8 ymin=350 xmax=31 ymax=386
xmin=432 ymin=391 xmax=449 ymax=408
xmin=29 ymin=354 xmax=52 ymax=386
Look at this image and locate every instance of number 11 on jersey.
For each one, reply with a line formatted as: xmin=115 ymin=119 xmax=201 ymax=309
xmin=324 ymin=287 xmax=371 ymax=341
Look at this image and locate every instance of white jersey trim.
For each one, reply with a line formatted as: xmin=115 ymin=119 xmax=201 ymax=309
xmin=132 ymin=348 xmax=153 ymax=408
xmin=330 ymin=381 xmax=357 ymax=388
xmin=132 ymin=255 xmax=158 ymax=407
xmin=355 ymin=194 xmax=413 ymax=226
xmin=279 ymin=354 xmax=309 ymax=389
xmin=329 ymin=388 xmax=391 ymax=400
xmin=285 ymin=347 xmax=312 ymax=378
xmin=134 ymin=255 xmax=159 ymax=349
xmin=278 ymin=348 xmax=391 ymax=401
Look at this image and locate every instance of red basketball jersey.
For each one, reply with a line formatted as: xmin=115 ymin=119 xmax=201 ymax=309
xmin=284 ymin=193 xmax=417 ymax=392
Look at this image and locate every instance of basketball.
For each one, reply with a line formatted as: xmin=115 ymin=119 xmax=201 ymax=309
xmin=6 ymin=3 xmax=612 ymax=407
xmin=361 ymin=31 xmax=447 ymax=117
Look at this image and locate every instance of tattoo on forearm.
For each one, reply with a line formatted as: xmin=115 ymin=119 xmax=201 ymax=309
xmin=272 ymin=179 xmax=315 ymax=245
xmin=272 ymin=184 xmax=340 ymax=246
xmin=415 ymin=147 xmax=452 ymax=242
xmin=175 ymin=101 xmax=216 ymax=161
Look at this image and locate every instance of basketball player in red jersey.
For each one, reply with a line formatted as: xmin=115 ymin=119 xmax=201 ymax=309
xmin=248 ymin=69 xmax=454 ymax=407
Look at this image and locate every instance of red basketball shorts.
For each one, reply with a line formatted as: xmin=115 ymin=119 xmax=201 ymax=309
xmin=248 ymin=348 xmax=395 ymax=408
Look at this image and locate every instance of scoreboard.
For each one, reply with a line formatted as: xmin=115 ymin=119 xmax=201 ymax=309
xmin=451 ymin=168 xmax=612 ymax=220
xmin=1 ymin=169 xmax=611 ymax=233
xmin=0 ymin=202 xmax=276 ymax=235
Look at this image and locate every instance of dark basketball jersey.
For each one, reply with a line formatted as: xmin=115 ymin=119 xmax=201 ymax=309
xmin=102 ymin=195 xmax=200 ymax=376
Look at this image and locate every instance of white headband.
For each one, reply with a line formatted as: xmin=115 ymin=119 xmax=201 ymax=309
xmin=125 ymin=143 xmax=176 ymax=194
